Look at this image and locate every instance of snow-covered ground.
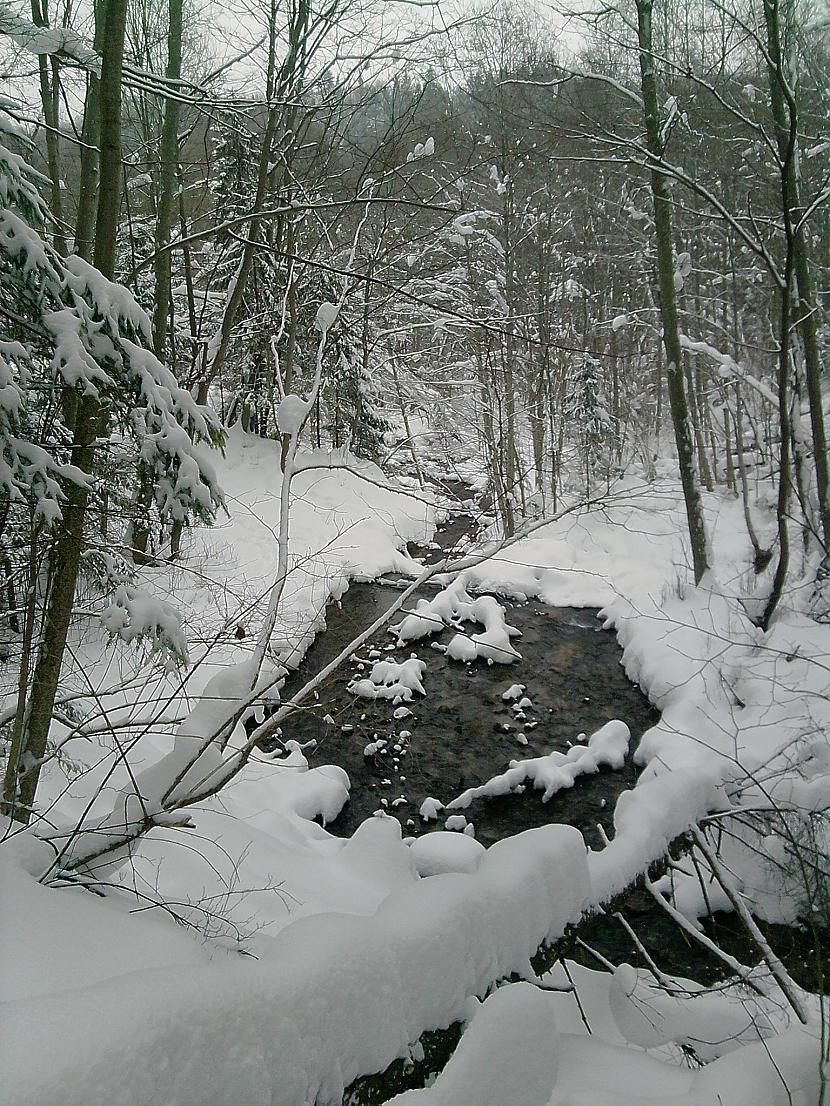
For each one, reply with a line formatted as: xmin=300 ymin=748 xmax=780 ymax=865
xmin=1 ymin=441 xmax=827 ymax=1104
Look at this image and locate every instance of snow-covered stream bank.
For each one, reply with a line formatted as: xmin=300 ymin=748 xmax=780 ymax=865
xmin=279 ymin=491 xmax=818 ymax=997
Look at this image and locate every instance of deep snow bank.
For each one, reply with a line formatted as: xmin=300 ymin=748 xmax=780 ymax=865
xmin=1 ymin=825 xmax=588 ymax=1106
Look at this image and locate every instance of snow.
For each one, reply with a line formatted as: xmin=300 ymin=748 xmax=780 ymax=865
xmin=502 ymin=682 xmax=525 ymax=699
xmin=3 ymin=428 xmax=436 ymax=953
xmin=408 ymin=830 xmax=485 ymax=876
xmin=314 ymin=300 xmax=338 ymax=332
xmin=388 ymin=983 xmax=560 ymax=1106
xmin=419 ymin=796 xmax=444 ymax=821
xmin=275 ymin=392 xmax=311 ymax=435
xmin=0 ymin=824 xmax=213 ymax=1004
xmin=608 ymin=961 xmax=781 ymax=1058
xmin=588 ymin=766 xmax=725 ymax=904
xmin=443 ymin=813 xmax=468 ymax=831
xmin=2 ymin=443 xmax=828 ymax=1104
xmin=392 ymin=575 xmax=521 ymax=664
xmin=447 ymin=720 xmax=631 ymax=809
xmin=391 ymin=965 xmax=824 ymax=1106
xmin=349 ymin=657 xmax=427 ymax=702
xmin=406 ymin=137 xmax=435 ymax=162
xmin=1 ymin=826 xmax=589 ymax=1106
xmin=0 ymin=10 xmax=101 ymax=71
xmin=100 ymin=583 xmax=189 ymax=665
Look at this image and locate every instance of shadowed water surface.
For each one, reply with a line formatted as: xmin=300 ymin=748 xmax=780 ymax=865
xmin=280 ymin=580 xmax=658 ymax=849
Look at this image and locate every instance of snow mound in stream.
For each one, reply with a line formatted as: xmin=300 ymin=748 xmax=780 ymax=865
xmin=391 ymin=574 xmax=521 ymax=664
xmin=447 ymin=720 xmax=631 ymax=809
xmin=349 ymin=657 xmax=427 ymax=702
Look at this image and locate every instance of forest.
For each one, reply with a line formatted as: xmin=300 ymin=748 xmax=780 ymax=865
xmin=0 ymin=0 xmax=828 ymax=1100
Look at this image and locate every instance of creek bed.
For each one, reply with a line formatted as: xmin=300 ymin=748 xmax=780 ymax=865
xmin=278 ymin=581 xmax=659 ymax=849
xmin=276 ymin=500 xmax=820 ymax=1104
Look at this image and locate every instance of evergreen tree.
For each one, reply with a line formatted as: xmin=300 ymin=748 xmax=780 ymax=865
xmin=566 ymin=353 xmax=614 ymax=493
xmin=0 ymin=121 xmax=224 ymax=821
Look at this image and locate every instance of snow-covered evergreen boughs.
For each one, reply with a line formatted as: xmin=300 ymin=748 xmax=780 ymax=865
xmin=0 ymin=342 xmax=88 ymax=522
xmin=0 ymin=125 xmax=224 ymax=527
xmin=101 ymin=584 xmax=189 ymax=666
xmin=566 ymin=352 xmax=615 ymax=488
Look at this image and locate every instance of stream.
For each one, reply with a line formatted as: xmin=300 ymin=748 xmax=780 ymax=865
xmin=278 ymin=488 xmax=657 ymax=849
xmin=274 ymin=486 xmax=816 ymax=1104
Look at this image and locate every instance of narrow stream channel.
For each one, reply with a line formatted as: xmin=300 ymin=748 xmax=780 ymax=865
xmin=278 ymin=491 xmax=659 ymax=849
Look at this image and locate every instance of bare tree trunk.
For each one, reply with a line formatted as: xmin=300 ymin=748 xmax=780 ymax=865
xmin=8 ymin=403 xmax=100 ymax=821
xmin=725 ymin=402 xmax=739 ymax=493
xmin=151 ymin=0 xmax=183 ymax=360
xmin=762 ymin=250 xmax=795 ymax=629
xmin=129 ymin=0 xmax=184 ymax=564
xmin=735 ymin=389 xmax=772 ymax=573
xmin=279 ymin=221 xmax=299 ymax=469
xmin=529 ymin=371 xmax=546 ymax=498
xmin=92 ymin=0 xmax=126 ymax=280
xmin=1 ymin=531 xmax=40 ymax=818
xmin=684 ymin=352 xmax=713 ymax=491
xmin=73 ymin=7 xmax=103 ymax=261
xmin=196 ymin=0 xmax=310 ymax=404
xmin=763 ymin=0 xmax=830 ymax=560
xmin=391 ymin=358 xmax=423 ymax=488
xmin=177 ymin=169 xmax=199 ymax=367
xmin=501 ymin=174 xmax=517 ymax=536
xmin=31 ymin=0 xmax=67 ymax=255
xmin=636 ymin=0 xmax=709 ymax=584
xmin=532 ymin=229 xmax=549 ymax=501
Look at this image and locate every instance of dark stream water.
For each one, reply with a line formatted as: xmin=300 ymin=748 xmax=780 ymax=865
xmin=279 ymin=491 xmax=658 ymax=849
xmin=280 ymin=584 xmax=656 ymax=849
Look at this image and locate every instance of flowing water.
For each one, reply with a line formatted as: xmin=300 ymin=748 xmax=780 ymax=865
xmin=278 ymin=493 xmax=659 ymax=849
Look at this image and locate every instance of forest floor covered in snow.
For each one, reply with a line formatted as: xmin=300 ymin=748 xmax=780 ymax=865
xmin=1 ymin=435 xmax=828 ymax=1106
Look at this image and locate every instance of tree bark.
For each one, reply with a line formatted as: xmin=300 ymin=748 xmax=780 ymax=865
xmin=129 ymin=0 xmax=184 ymax=563
xmin=763 ymin=0 xmax=830 ymax=561
xmin=761 ymin=252 xmax=795 ymax=629
xmin=92 ymin=0 xmax=127 ymax=281
xmin=73 ymin=0 xmax=105 ymax=260
xmin=636 ymin=0 xmax=709 ymax=584
xmin=31 ymin=0 xmax=67 ymax=255
xmin=151 ymin=0 xmax=183 ymax=360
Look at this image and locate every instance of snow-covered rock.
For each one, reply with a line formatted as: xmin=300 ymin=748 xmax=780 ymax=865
xmin=408 ymin=831 xmax=486 ymax=876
